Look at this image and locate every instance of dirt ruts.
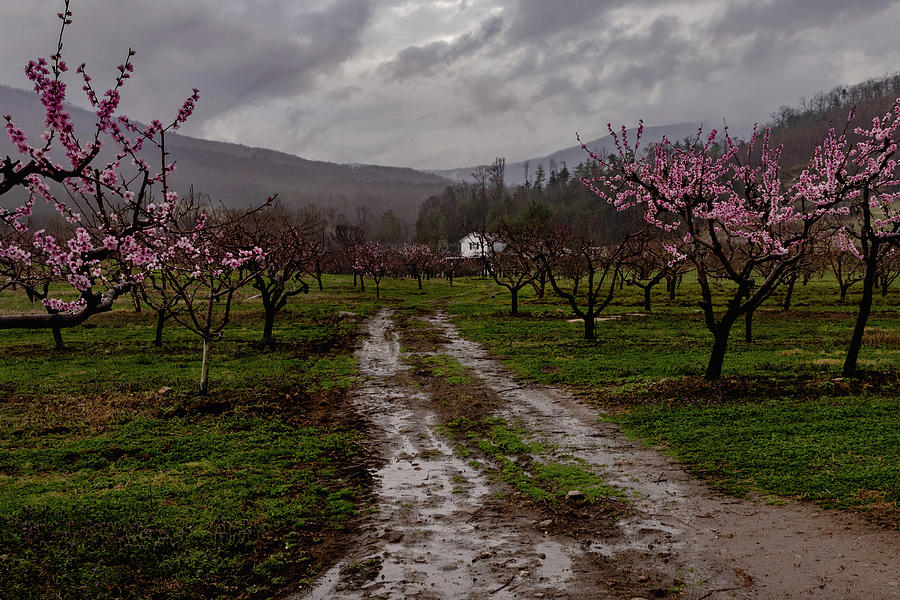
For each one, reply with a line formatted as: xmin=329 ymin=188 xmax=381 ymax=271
xmin=297 ymin=309 xmax=900 ymax=600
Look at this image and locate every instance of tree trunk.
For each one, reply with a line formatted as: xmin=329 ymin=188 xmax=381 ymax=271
xmin=643 ymin=286 xmax=652 ymax=313
xmin=843 ymin=258 xmax=878 ymax=376
xmin=52 ymin=326 xmax=63 ymax=350
xmin=262 ymin=309 xmax=276 ymax=349
xmin=417 ymin=275 xmax=423 ymax=290
xmin=131 ymin=288 xmax=142 ymax=313
xmin=783 ymin=275 xmax=796 ymax=311
xmin=154 ymin=309 xmax=166 ymax=347
xmin=584 ymin=315 xmax=595 ymax=340
xmin=705 ymin=318 xmax=735 ymax=380
xmin=745 ymin=309 xmax=753 ymax=344
xmin=200 ymin=338 xmax=210 ymax=396
xmin=510 ymin=288 xmax=518 ymax=316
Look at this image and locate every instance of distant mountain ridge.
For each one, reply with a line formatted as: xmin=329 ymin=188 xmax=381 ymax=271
xmin=0 ymin=84 xmax=452 ymax=222
xmin=428 ymin=122 xmax=706 ymax=186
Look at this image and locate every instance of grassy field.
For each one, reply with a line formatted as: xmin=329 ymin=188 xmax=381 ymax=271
xmin=0 ymin=271 xmax=897 ymax=598
xmin=0 ymin=277 xmax=387 ymax=599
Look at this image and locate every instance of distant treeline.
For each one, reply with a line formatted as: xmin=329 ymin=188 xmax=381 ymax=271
xmin=414 ymin=157 xmax=631 ymax=250
xmin=766 ymin=72 xmax=900 ymax=171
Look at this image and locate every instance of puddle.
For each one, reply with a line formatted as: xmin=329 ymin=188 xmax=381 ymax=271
xmin=300 ymin=309 xmax=574 ymax=599
xmin=297 ymin=309 xmax=900 ymax=599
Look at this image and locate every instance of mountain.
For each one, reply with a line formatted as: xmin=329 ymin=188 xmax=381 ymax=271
xmin=428 ymin=122 xmax=705 ymax=186
xmin=0 ymin=85 xmax=452 ymax=223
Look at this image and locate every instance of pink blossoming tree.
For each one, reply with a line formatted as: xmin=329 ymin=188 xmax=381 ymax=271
xmin=0 ymin=1 xmax=213 ymax=335
xmin=795 ymin=100 xmax=900 ymax=375
xmin=581 ymin=123 xmax=836 ymax=378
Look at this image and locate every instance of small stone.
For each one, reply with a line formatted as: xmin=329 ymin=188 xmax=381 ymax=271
xmin=537 ymin=519 xmax=553 ymax=529
xmin=637 ymin=574 xmax=650 ymax=582
xmin=566 ymin=490 xmax=585 ymax=502
xmin=157 ymin=386 xmax=174 ymax=395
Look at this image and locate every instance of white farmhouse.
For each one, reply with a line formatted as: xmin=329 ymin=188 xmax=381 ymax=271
xmin=459 ymin=232 xmax=506 ymax=258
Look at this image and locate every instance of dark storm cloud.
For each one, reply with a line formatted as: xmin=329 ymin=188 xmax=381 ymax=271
xmin=506 ymin=0 xmax=614 ymax=39
xmin=5 ymin=0 xmax=900 ymax=169
xmin=0 ymin=0 xmax=374 ymax=127
xmin=710 ymin=0 xmax=898 ymax=38
xmin=380 ymin=15 xmax=503 ymax=81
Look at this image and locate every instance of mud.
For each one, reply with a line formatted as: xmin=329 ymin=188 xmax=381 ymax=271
xmin=298 ymin=309 xmax=900 ymax=600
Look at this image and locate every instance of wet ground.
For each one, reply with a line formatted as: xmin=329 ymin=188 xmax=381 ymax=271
xmin=295 ymin=309 xmax=900 ymax=600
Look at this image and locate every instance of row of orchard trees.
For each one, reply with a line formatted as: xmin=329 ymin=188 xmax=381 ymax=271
xmin=0 ymin=3 xmax=341 ymax=394
xmin=2 ymin=3 xmax=898 ymax=389
xmin=478 ymin=107 xmax=900 ymax=380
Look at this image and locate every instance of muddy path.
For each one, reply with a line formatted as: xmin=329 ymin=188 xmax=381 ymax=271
xmin=297 ymin=309 xmax=900 ymax=600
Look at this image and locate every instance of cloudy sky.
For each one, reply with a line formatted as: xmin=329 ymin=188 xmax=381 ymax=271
xmin=1 ymin=0 xmax=899 ymax=170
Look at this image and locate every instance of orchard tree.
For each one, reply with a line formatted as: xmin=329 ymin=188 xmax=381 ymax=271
xmin=826 ymin=244 xmax=866 ymax=302
xmin=582 ymin=124 xmax=836 ymax=379
xmin=795 ymin=100 xmax=900 ymax=375
xmin=353 ymin=241 xmax=392 ymax=298
xmin=142 ymin=211 xmax=265 ymax=395
xmin=298 ymin=209 xmax=329 ymax=291
xmin=0 ymin=1 xmax=209 ymax=335
xmin=228 ymin=205 xmax=316 ymax=348
xmin=622 ymin=230 xmax=685 ymax=313
xmin=485 ymin=224 xmax=540 ymax=316
xmin=877 ymin=247 xmax=900 ymax=296
xmin=542 ymin=226 xmax=642 ymax=340
xmin=400 ymin=243 xmax=442 ymax=290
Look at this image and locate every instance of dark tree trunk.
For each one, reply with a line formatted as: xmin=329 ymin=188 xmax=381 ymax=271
xmin=843 ymin=255 xmax=879 ymax=376
xmin=52 ymin=326 xmax=63 ymax=350
xmin=417 ymin=275 xmax=422 ymax=290
xmin=154 ymin=309 xmax=166 ymax=347
xmin=783 ymin=275 xmax=796 ymax=311
xmin=643 ymin=286 xmax=652 ymax=312
xmin=584 ymin=314 xmax=595 ymax=340
xmin=262 ymin=309 xmax=276 ymax=349
xmin=705 ymin=317 xmax=736 ymax=380
xmin=510 ymin=288 xmax=518 ymax=316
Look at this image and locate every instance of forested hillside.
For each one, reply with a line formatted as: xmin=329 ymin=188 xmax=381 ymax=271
xmin=0 ymin=85 xmax=450 ymax=227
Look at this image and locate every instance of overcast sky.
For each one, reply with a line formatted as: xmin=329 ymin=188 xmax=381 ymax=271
xmin=2 ymin=0 xmax=899 ymax=170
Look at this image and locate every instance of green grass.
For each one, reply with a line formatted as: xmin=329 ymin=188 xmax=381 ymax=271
xmin=416 ymin=354 xmax=474 ymax=385
xmin=0 ymin=275 xmax=397 ymax=599
xmin=611 ymin=396 xmax=900 ymax=511
xmin=444 ymin=416 xmax=623 ymax=504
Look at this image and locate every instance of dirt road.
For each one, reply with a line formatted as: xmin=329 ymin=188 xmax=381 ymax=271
xmin=296 ymin=309 xmax=900 ymax=599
